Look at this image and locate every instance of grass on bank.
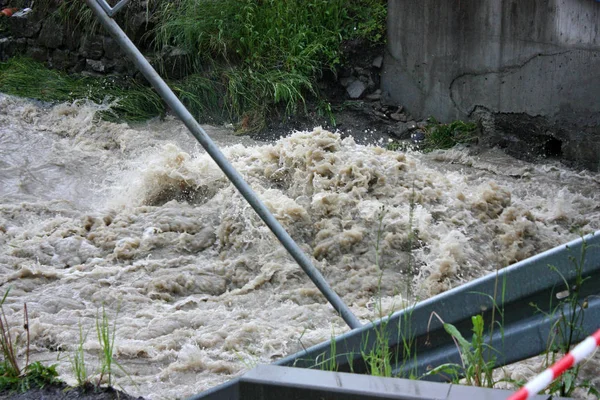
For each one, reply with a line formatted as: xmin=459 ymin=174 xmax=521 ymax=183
xmin=0 ymin=57 xmax=164 ymax=122
xmin=152 ymin=0 xmax=387 ymax=132
xmin=4 ymin=0 xmax=387 ymax=131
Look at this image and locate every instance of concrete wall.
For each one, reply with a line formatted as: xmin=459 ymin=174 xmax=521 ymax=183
xmin=381 ymin=0 xmax=600 ymax=169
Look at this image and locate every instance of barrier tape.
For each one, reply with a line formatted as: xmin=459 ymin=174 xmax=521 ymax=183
xmin=507 ymin=328 xmax=600 ymax=400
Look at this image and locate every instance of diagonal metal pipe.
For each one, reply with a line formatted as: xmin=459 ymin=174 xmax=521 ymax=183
xmin=84 ymin=0 xmax=362 ymax=329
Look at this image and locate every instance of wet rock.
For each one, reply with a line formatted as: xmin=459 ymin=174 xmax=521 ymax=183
xmin=388 ymin=121 xmax=415 ymax=139
xmin=8 ymin=14 xmax=42 ymax=38
xmin=339 ymin=76 xmax=354 ymax=87
xmin=0 ymin=37 xmax=26 ymax=60
xmin=49 ymin=48 xmax=79 ymax=70
xmin=25 ymin=45 xmax=48 ymax=62
xmin=38 ymin=18 xmax=63 ymax=49
xmin=79 ymin=34 xmax=104 ymax=60
xmin=63 ymin=27 xmax=82 ymax=51
xmin=104 ymin=57 xmax=130 ymax=74
xmin=346 ymin=80 xmax=367 ymax=99
xmin=372 ymin=110 xmax=387 ymax=119
xmin=86 ymin=58 xmax=105 ymax=73
xmin=411 ymin=130 xmax=426 ymax=142
xmin=103 ymin=36 xmax=124 ymax=60
xmin=372 ymin=55 xmax=383 ymax=68
xmin=390 ymin=111 xmax=407 ymax=122
xmin=366 ymin=89 xmax=382 ymax=101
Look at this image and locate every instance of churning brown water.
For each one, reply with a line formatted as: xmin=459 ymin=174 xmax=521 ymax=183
xmin=1 ymin=94 xmax=599 ymax=399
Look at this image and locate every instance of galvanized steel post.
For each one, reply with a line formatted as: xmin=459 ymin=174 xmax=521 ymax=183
xmin=84 ymin=0 xmax=362 ymax=329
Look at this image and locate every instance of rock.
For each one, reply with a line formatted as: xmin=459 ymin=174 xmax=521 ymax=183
xmin=366 ymin=89 xmax=382 ymax=101
xmin=407 ymin=121 xmax=418 ymax=130
xmin=339 ymin=76 xmax=354 ymax=88
xmin=104 ymin=57 xmax=129 ymax=74
xmin=103 ymin=36 xmax=123 ymax=59
xmin=372 ymin=110 xmax=387 ymax=118
xmin=86 ymin=58 xmax=105 ymax=73
xmin=353 ymin=66 xmax=365 ymax=76
xmin=346 ymin=80 xmax=367 ymax=99
xmin=411 ymin=130 xmax=426 ymax=142
xmin=25 ymin=46 xmax=48 ymax=62
xmin=372 ymin=55 xmax=383 ymax=68
xmin=38 ymin=18 xmax=63 ymax=49
xmin=8 ymin=14 xmax=42 ymax=38
xmin=0 ymin=37 xmax=26 ymax=60
xmin=80 ymin=35 xmax=104 ymax=60
xmin=388 ymin=121 xmax=415 ymax=139
xmin=389 ymin=112 xmax=402 ymax=121
xmin=49 ymin=49 xmax=79 ymax=70
xmin=63 ymin=27 xmax=82 ymax=51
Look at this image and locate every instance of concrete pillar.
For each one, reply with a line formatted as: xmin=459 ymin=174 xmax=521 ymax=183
xmin=382 ymin=0 xmax=600 ymax=169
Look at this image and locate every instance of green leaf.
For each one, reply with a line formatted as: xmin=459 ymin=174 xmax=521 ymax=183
xmin=443 ymin=323 xmax=471 ymax=351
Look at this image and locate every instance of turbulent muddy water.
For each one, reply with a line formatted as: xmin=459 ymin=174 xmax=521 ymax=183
xmin=0 ymin=94 xmax=599 ymax=399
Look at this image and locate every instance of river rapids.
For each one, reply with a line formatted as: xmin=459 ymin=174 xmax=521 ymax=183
xmin=0 ymin=94 xmax=598 ymax=398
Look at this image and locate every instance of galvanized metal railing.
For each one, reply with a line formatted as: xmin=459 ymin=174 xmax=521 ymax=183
xmin=275 ymin=232 xmax=600 ymax=377
xmin=84 ymin=0 xmax=361 ymax=329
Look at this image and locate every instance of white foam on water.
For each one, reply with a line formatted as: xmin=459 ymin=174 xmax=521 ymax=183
xmin=0 ymin=94 xmax=598 ymax=398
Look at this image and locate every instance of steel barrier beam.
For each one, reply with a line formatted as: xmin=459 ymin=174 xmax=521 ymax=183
xmin=189 ymin=365 xmax=570 ymax=400
xmin=84 ymin=0 xmax=361 ymax=330
xmin=274 ymin=232 xmax=600 ymax=379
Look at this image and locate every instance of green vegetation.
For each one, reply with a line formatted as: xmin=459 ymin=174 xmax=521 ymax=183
xmin=0 ymin=57 xmax=164 ymax=121
xmin=0 ymin=288 xmax=62 ymax=393
xmin=152 ymin=0 xmax=387 ymax=132
xmin=535 ymin=242 xmax=599 ymax=398
xmin=1 ymin=0 xmax=387 ymax=131
xmin=96 ymin=305 xmax=122 ymax=387
xmin=1 ymin=287 xmax=132 ymax=394
xmin=425 ymin=313 xmax=498 ymax=386
xmin=70 ymin=323 xmax=90 ymax=387
xmin=423 ymin=118 xmax=478 ymax=151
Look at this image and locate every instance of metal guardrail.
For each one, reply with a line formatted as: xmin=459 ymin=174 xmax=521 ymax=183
xmin=84 ymin=0 xmax=361 ymax=330
xmin=275 ymin=232 xmax=600 ymax=378
xmin=190 ymin=365 xmax=571 ymax=400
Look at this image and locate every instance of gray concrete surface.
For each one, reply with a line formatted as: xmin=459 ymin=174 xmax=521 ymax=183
xmin=382 ymin=0 xmax=600 ymax=169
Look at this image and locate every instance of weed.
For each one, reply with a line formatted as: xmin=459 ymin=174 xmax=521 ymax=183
xmin=70 ymin=323 xmax=91 ymax=387
xmin=0 ymin=288 xmax=62 ymax=392
xmin=96 ymin=305 xmax=119 ymax=387
xmin=425 ymin=312 xmax=497 ymax=387
xmin=423 ymin=118 xmax=478 ymax=152
xmin=539 ymin=241 xmax=598 ymax=398
xmin=0 ymin=288 xmax=20 ymax=380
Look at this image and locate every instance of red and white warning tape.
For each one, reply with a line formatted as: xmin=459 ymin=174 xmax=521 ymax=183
xmin=507 ymin=328 xmax=600 ymax=400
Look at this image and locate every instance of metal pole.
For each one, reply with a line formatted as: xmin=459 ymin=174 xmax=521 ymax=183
xmin=84 ymin=0 xmax=361 ymax=330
